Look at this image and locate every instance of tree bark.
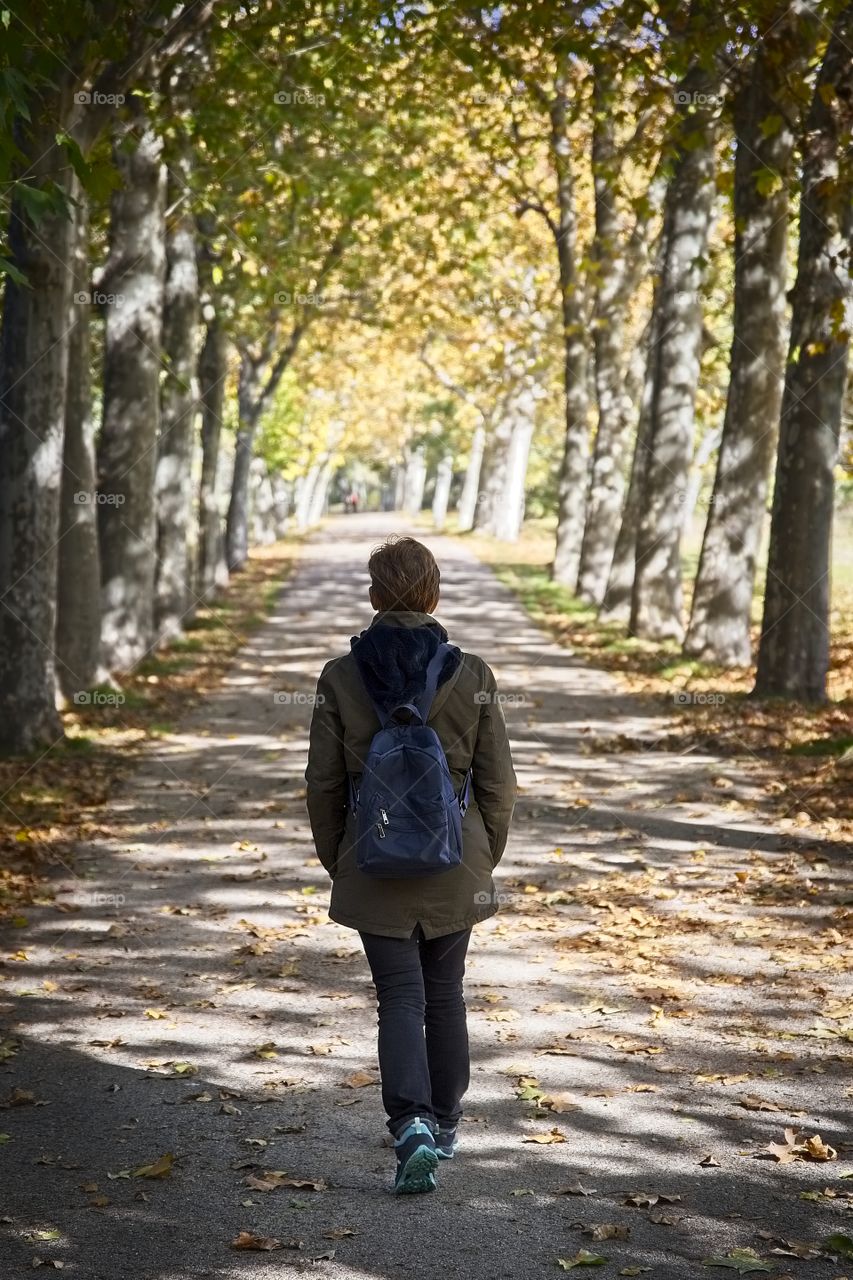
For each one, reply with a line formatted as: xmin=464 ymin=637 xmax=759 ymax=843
xmin=577 ymin=70 xmax=655 ymax=605
xmin=307 ymin=456 xmax=333 ymax=525
xmin=0 ymin=122 xmax=74 ymax=748
xmin=684 ymin=11 xmax=809 ymax=664
xmin=432 ymin=454 xmax=453 ymax=531
xmin=403 ymin=447 xmax=427 ymax=515
xmin=550 ymin=57 xmax=591 ymax=585
xmin=630 ymin=70 xmax=718 ymax=641
xmin=754 ymin=2 xmax=853 ymax=701
xmin=457 ymin=425 xmax=485 ymax=532
xmin=197 ymin=317 xmax=228 ymax=601
xmin=495 ymin=416 xmax=533 ymax=542
xmin=295 ymin=463 xmax=322 ymax=531
xmin=680 ymin=425 xmax=723 ymax=539
xmin=57 ymin=182 xmax=109 ymax=698
xmin=271 ymin=473 xmax=292 ymax=537
xmin=155 ymin=154 xmax=200 ymax=640
xmin=599 ymin=315 xmax=656 ymax=622
xmin=97 ymin=117 xmax=167 ymax=673
xmin=226 ymin=351 xmax=263 ymax=570
xmin=474 ymin=416 xmax=512 ymax=536
xmin=250 ymin=456 xmax=276 ymax=545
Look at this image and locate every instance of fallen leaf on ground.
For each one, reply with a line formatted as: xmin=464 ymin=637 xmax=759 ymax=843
xmin=132 ymin=1153 xmax=173 ymax=1179
xmin=523 ymin=1128 xmax=566 ymax=1144
xmin=763 ymin=1128 xmax=837 ymax=1164
xmin=341 ymin=1070 xmax=377 ymax=1088
xmin=624 ymin=1193 xmax=681 ymax=1208
xmin=558 ymin=1251 xmax=608 ymax=1269
xmin=702 ymin=1249 xmax=775 ymax=1273
xmin=231 ymin=1232 xmax=292 ymax=1251
xmin=556 ymin=1182 xmax=598 ymax=1197
xmin=699 ymin=1155 xmax=721 ymax=1167
xmin=323 ymin=1227 xmax=356 ymax=1239
xmin=740 ymin=1095 xmax=782 ymax=1113
xmin=585 ymin=1224 xmax=629 ymax=1241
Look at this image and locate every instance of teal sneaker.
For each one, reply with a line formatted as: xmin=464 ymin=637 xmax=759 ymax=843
xmin=435 ymin=1125 xmax=458 ymax=1160
xmin=393 ymin=1116 xmax=438 ymax=1194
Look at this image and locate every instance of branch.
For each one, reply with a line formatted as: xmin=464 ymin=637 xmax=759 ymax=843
xmin=419 ymin=342 xmax=489 ymax=421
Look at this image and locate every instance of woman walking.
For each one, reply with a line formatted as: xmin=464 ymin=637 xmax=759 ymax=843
xmin=305 ymin=535 xmax=516 ymax=1193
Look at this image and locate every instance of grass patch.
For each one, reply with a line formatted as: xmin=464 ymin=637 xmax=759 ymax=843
xmin=460 ymin=524 xmax=853 ymax=841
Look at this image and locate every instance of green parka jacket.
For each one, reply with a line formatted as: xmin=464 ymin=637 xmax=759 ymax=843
xmin=305 ymin=610 xmax=516 ymax=939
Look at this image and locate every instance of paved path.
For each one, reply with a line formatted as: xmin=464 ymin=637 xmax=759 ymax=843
xmin=2 ymin=514 xmax=851 ymax=1279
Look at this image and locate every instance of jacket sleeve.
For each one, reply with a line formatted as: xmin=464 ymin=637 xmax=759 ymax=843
xmin=471 ymin=661 xmax=516 ymax=866
xmin=305 ymin=662 xmax=348 ymax=876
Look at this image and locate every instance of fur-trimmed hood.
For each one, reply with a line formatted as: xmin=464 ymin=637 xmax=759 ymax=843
xmin=350 ymin=610 xmax=461 ymax=715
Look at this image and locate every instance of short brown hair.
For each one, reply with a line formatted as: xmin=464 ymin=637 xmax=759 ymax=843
xmin=368 ymin=536 xmax=440 ymax=613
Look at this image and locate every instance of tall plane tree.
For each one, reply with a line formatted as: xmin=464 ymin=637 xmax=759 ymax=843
xmin=754 ymin=0 xmax=853 ymax=701
xmin=684 ymin=2 xmax=818 ymax=665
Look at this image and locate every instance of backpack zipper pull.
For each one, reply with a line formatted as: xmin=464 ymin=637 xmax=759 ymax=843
xmin=380 ymin=808 xmax=389 ymax=825
xmin=376 ymin=822 xmax=386 ymax=839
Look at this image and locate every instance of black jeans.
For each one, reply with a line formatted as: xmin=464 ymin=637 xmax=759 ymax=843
xmin=359 ymin=925 xmax=471 ymax=1136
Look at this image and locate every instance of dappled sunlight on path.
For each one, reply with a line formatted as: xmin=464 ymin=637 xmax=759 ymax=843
xmin=1 ymin=514 xmax=851 ymax=1279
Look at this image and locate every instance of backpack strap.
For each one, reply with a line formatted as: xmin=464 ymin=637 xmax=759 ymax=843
xmin=458 ymin=766 xmax=472 ymax=816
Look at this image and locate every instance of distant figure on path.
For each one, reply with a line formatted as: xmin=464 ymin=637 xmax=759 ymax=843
xmin=306 ymin=535 xmax=516 ymax=1193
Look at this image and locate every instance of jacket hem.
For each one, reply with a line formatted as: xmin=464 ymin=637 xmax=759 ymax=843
xmin=328 ymin=902 xmax=498 ymax=939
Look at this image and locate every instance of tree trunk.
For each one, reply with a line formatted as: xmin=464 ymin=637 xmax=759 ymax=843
xmin=57 ymin=182 xmax=109 ymax=698
xmin=197 ymin=317 xmax=228 ymax=601
xmin=225 ymin=352 xmax=262 ymax=571
xmin=0 ymin=123 xmax=74 ymax=749
xmin=754 ymin=3 xmax=853 ymax=701
xmin=98 ymin=118 xmax=167 ymax=673
xmin=495 ymin=416 xmax=533 ymax=542
xmin=599 ymin=315 xmax=656 ymax=623
xmin=403 ymin=447 xmax=427 ymax=515
xmin=155 ymin=155 xmax=200 ymax=640
xmin=432 ymin=454 xmax=454 ymax=531
xmin=474 ymin=417 xmax=512 ymax=536
xmin=271 ymin=473 xmax=291 ymax=537
xmin=307 ymin=456 xmax=333 ymax=525
xmin=680 ymin=425 xmax=723 ymax=538
xmin=457 ymin=424 xmax=485 ymax=531
xmin=550 ymin=59 xmax=591 ymax=585
xmin=684 ymin=15 xmax=806 ymax=665
xmin=250 ymin=456 xmax=276 ymax=545
xmin=295 ymin=464 xmax=322 ymax=531
xmin=630 ymin=72 xmax=718 ymax=641
xmin=576 ymin=71 xmax=649 ymax=605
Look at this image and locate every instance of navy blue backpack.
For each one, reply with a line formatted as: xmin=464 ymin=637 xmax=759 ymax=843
xmin=348 ymin=642 xmax=471 ymax=879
